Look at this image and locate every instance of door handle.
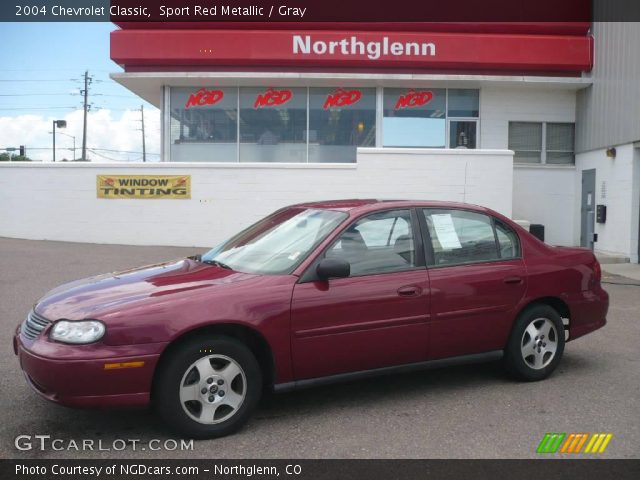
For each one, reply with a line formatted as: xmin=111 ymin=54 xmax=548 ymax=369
xmin=503 ymin=276 xmax=523 ymax=285
xmin=397 ymin=286 xmax=422 ymax=297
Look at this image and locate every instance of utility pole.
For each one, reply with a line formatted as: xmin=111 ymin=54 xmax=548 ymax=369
xmin=140 ymin=105 xmax=146 ymax=162
xmin=80 ymin=70 xmax=91 ymax=161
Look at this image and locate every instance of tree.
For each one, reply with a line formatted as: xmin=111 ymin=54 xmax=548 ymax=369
xmin=0 ymin=152 xmax=33 ymax=161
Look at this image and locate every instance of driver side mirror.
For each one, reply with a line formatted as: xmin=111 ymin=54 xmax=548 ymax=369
xmin=316 ymin=258 xmax=350 ymax=280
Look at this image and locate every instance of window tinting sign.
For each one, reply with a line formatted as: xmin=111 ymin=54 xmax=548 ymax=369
xmin=97 ymin=175 xmax=191 ymax=199
xmin=395 ymin=90 xmax=434 ymax=110
xmin=184 ymin=88 xmax=225 ymax=109
xmin=254 ymin=88 xmax=293 ymax=108
xmin=323 ymin=88 xmax=362 ymax=109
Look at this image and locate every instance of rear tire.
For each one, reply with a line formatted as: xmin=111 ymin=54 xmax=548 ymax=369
xmin=154 ymin=335 xmax=262 ymax=439
xmin=504 ymin=304 xmax=565 ymax=381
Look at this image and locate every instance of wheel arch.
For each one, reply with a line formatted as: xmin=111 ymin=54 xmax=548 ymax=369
xmin=151 ymin=322 xmax=276 ymax=401
xmin=512 ymin=296 xmax=571 ymax=341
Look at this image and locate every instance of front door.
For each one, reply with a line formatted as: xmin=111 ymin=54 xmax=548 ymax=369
xmin=290 ymin=209 xmax=430 ymax=380
xmin=420 ymin=208 xmax=527 ymax=359
xmin=581 ymin=169 xmax=596 ymax=250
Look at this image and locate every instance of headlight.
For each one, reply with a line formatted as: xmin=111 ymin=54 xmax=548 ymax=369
xmin=50 ymin=320 xmax=105 ymax=344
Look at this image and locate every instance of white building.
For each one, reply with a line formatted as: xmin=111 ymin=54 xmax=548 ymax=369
xmin=1 ymin=22 xmax=638 ymax=263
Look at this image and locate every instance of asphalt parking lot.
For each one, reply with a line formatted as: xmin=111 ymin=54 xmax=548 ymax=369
xmin=0 ymin=237 xmax=638 ymax=459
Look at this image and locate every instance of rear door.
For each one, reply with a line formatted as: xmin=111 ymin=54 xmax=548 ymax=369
xmin=419 ymin=208 xmax=527 ymax=359
xmin=290 ymin=209 xmax=430 ymax=380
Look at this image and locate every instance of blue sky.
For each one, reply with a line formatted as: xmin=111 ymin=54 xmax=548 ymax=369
xmin=0 ymin=23 xmax=160 ymax=161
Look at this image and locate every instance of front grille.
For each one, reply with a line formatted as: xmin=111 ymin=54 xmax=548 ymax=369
xmin=21 ymin=310 xmax=51 ymax=340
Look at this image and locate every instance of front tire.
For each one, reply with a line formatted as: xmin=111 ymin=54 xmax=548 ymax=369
xmin=504 ymin=305 xmax=565 ymax=381
xmin=154 ymin=335 xmax=262 ymax=439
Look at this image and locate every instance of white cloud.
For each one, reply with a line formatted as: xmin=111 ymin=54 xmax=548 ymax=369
xmin=0 ymin=108 xmax=161 ymax=162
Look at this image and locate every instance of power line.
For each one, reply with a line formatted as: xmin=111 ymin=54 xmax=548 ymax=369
xmin=0 ymin=68 xmax=92 ymax=72
xmin=93 ymin=94 xmax=140 ymax=98
xmin=0 ymin=79 xmax=78 ymax=82
xmin=2 ymin=147 xmax=159 ymax=155
xmin=0 ymin=93 xmax=76 ymax=97
xmin=91 ymin=148 xmax=159 ymax=155
xmin=0 ymin=107 xmax=78 ymax=111
xmin=86 ymin=149 xmax=122 ymax=161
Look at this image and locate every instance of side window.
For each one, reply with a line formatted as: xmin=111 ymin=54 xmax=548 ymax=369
xmin=422 ymin=209 xmax=499 ymax=266
xmin=495 ymin=220 xmax=521 ymax=259
xmin=326 ymin=209 xmax=416 ymax=276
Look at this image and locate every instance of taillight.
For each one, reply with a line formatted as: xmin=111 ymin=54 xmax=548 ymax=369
xmin=593 ymin=259 xmax=602 ymax=283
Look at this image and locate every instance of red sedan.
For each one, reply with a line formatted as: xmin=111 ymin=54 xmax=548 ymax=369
xmin=14 ymin=200 xmax=608 ymax=438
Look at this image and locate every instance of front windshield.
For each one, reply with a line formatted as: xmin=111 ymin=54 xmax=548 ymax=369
xmin=201 ymin=208 xmax=348 ymax=275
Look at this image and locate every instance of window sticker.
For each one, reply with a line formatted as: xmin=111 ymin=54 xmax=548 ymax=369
xmin=323 ymin=88 xmax=362 ymax=109
xmin=254 ymin=88 xmax=293 ymax=108
xmin=431 ymin=214 xmax=462 ymax=249
xmin=394 ymin=90 xmax=434 ymax=110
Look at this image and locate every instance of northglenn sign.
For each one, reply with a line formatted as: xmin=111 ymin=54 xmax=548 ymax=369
xmin=111 ymin=30 xmax=592 ymax=73
xmin=293 ymin=35 xmax=436 ymax=60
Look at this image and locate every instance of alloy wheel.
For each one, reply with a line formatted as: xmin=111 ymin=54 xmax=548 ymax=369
xmin=520 ymin=317 xmax=559 ymax=370
xmin=179 ymin=354 xmax=246 ymax=424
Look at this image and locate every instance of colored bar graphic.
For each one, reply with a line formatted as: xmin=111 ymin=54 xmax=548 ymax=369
xmin=537 ymin=433 xmax=566 ymax=453
xmin=584 ymin=433 xmax=613 ymax=454
xmin=574 ymin=434 xmax=589 ymax=453
xmin=538 ymin=433 xmax=613 ymax=454
xmin=598 ymin=434 xmax=613 ymax=453
xmin=560 ymin=433 xmax=589 ymax=453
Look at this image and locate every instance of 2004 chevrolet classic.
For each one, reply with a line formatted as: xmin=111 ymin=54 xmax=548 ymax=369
xmin=14 ymin=200 xmax=608 ymax=438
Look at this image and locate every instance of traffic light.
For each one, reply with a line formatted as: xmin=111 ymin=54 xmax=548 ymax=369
xmin=19 ymin=145 xmax=25 ymax=157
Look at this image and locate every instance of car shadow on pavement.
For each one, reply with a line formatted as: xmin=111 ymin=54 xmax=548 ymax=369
xmin=256 ymin=360 xmax=507 ymax=420
xmin=9 ymin=353 xmax=597 ymax=450
xmin=9 ymin=359 xmax=506 ymax=448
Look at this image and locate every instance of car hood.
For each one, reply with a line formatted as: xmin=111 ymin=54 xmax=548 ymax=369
xmin=35 ymin=258 xmax=258 ymax=321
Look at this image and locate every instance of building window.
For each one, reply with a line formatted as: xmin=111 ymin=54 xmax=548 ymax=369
xmin=308 ymin=88 xmax=376 ymax=163
xmin=448 ymin=89 xmax=479 ymax=149
xmin=509 ymin=122 xmax=575 ymax=165
xmin=508 ymin=122 xmax=543 ymax=163
xmin=382 ymin=88 xmax=479 ymax=149
xmin=449 ymin=121 xmax=477 ymax=149
xmin=448 ymin=89 xmax=479 ymax=117
xmin=168 ymin=86 xmax=482 ymax=162
xmin=545 ymin=123 xmax=575 ymax=165
xmin=383 ymin=88 xmax=447 ymax=148
xmin=170 ymin=87 xmax=238 ymax=162
xmin=239 ymin=87 xmax=307 ymax=163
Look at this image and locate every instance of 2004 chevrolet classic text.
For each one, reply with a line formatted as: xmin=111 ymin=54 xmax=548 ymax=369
xmin=14 ymin=200 xmax=608 ymax=438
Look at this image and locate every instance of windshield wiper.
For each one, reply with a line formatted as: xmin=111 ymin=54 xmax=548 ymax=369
xmin=188 ymin=254 xmax=232 ymax=270
xmin=201 ymin=259 xmax=233 ymax=270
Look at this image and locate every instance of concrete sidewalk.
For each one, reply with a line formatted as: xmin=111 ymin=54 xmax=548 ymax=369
xmin=602 ymin=263 xmax=640 ymax=282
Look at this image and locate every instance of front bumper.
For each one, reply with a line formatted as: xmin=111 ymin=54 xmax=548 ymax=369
xmin=14 ymin=327 xmax=167 ymax=408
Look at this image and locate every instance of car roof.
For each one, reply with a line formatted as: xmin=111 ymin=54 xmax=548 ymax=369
xmin=292 ymin=199 xmax=494 ymax=215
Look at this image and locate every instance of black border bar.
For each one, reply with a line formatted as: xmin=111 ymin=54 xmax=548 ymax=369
xmin=4 ymin=459 xmax=640 ymax=480
xmin=1 ymin=0 xmax=640 ymax=22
